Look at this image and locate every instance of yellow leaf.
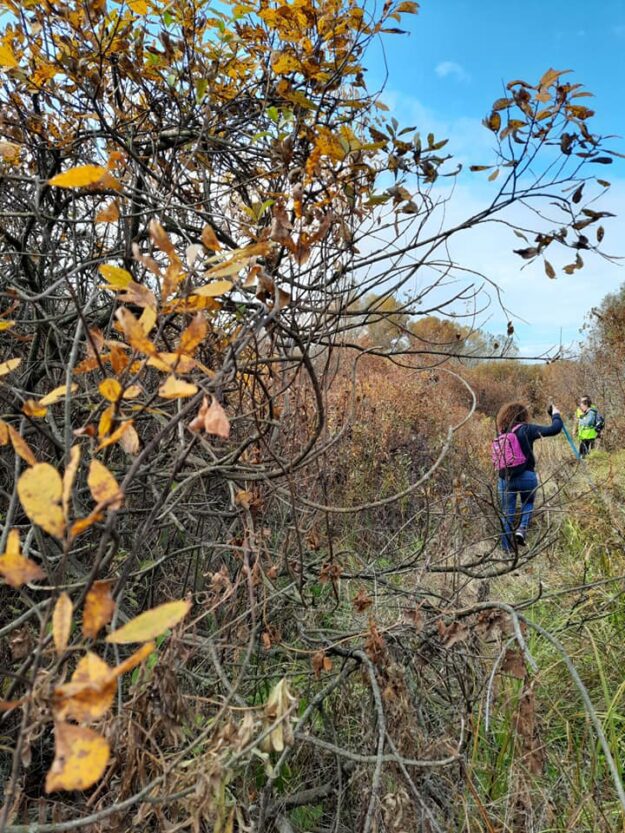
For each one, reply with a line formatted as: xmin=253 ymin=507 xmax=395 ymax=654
xmin=39 ymin=383 xmax=77 ymax=406
xmin=9 ymin=427 xmax=37 ymax=466
xmin=88 ymin=460 xmax=123 ymax=511
xmin=139 ymin=304 xmax=157 ymax=335
xmin=22 ymin=399 xmax=47 ymax=418
xmin=18 ymin=463 xmax=65 ymax=538
xmin=48 ymin=165 xmax=108 ymax=188
xmin=52 ymin=592 xmax=73 ymax=656
xmin=45 ymin=723 xmax=110 ymax=792
xmin=0 ymin=529 xmax=45 ymax=588
xmin=129 ymin=0 xmax=149 ymax=12
xmin=271 ymin=52 xmax=302 ymax=75
xmin=147 ymin=353 xmax=196 ymax=373
xmin=192 ymin=279 xmax=233 ymax=296
xmin=53 ymin=652 xmax=115 ymax=722
xmin=106 ymin=599 xmax=191 ymax=643
xmin=158 ymin=376 xmax=198 ymax=399
xmin=0 ymin=320 xmax=15 ymax=331
xmin=122 ymin=385 xmax=142 ymax=399
xmin=83 ymin=580 xmax=115 ymax=639
xmin=201 ymin=224 xmax=221 ymax=251
xmin=0 ymin=357 xmax=21 ymax=376
xmin=62 ymin=445 xmax=81 ymax=520
xmin=98 ymin=403 xmax=115 ymax=439
xmin=94 ymin=201 xmax=120 ymax=223
xmin=204 ymin=261 xmax=243 ymax=279
xmin=99 ymin=264 xmax=132 ymax=289
xmin=0 ymin=43 xmax=18 ymax=69
xmin=99 ymin=378 xmax=122 ymax=402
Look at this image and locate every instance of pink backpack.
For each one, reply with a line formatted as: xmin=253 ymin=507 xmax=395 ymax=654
xmin=491 ymin=424 xmax=528 ymax=471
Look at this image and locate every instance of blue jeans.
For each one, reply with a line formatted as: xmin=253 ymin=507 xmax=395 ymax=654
xmin=498 ymin=470 xmax=538 ymax=550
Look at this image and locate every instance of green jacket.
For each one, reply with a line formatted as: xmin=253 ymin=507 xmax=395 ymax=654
xmin=576 ymin=405 xmax=598 ymax=440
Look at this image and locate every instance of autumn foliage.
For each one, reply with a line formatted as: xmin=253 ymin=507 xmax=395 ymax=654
xmin=0 ymin=0 xmax=621 ymax=829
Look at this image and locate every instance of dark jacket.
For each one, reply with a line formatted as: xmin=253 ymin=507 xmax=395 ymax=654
xmin=498 ymin=414 xmax=563 ymax=478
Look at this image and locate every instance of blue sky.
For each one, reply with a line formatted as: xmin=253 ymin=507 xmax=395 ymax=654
xmin=366 ymin=0 xmax=625 ymax=356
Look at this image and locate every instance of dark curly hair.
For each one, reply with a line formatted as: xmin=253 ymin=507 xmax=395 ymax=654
xmin=496 ymin=401 xmax=529 ymax=434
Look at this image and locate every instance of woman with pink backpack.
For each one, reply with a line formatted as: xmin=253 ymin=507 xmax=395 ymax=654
xmin=492 ymin=401 xmax=563 ymax=550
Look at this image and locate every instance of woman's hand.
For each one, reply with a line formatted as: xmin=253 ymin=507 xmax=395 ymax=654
xmin=551 ymin=405 xmax=560 ymax=417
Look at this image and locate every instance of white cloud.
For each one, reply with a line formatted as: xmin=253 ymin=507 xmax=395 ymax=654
xmin=435 ymin=61 xmax=470 ymax=83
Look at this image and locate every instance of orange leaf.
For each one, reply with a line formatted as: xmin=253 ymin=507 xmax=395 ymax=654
xmin=18 ymin=463 xmax=65 ymax=538
xmin=88 ymin=460 xmax=123 ymax=511
xmin=162 ymin=261 xmax=185 ymax=300
xmin=149 ymin=219 xmax=176 ymax=257
xmin=45 ymin=723 xmax=110 ymax=792
xmin=8 ymin=426 xmax=37 ymax=466
xmin=158 ymin=376 xmax=198 ymax=399
xmin=95 ymin=201 xmax=120 ymax=223
xmin=83 ymin=580 xmax=115 ymax=639
xmin=48 ymin=165 xmax=108 ymax=188
xmin=106 ymin=599 xmax=191 ymax=643
xmin=70 ymin=511 xmax=104 ymax=539
xmin=201 ymin=224 xmax=221 ymax=251
xmin=163 ymin=296 xmax=221 ymax=313
xmin=115 ymin=308 xmax=158 ymax=356
xmin=96 ymin=420 xmax=134 ymax=451
xmin=63 ymin=445 xmax=81 ymax=520
xmin=112 ymin=641 xmax=155 ymax=676
xmin=178 ymin=313 xmax=207 ymax=356
xmin=0 ymin=529 xmax=45 ymax=588
xmin=98 ymin=404 xmax=115 ymax=439
xmin=52 ymin=592 xmax=73 ymax=656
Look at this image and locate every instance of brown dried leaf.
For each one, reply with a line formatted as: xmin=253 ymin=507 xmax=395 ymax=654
xmin=83 ymin=580 xmax=115 ymax=639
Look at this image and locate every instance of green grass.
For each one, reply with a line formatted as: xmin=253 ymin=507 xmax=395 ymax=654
xmin=463 ymin=447 xmax=625 ymax=832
